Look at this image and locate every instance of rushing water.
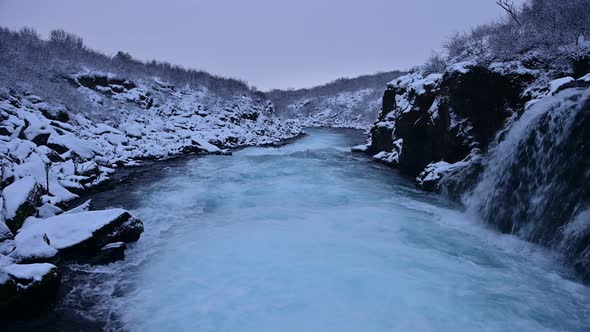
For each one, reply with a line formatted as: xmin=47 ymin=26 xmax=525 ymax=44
xmin=59 ymin=128 xmax=590 ymax=331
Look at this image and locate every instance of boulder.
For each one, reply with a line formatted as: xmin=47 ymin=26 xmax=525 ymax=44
xmin=368 ymin=66 xmax=533 ymax=178
xmin=2 ymin=176 xmax=43 ymax=233
xmin=0 ymin=222 xmax=13 ymax=241
xmin=87 ymin=242 xmax=126 ymax=265
xmin=0 ymin=263 xmax=61 ymax=318
xmin=0 ymin=126 xmax=13 ymax=136
xmin=14 ymin=209 xmax=143 ymax=259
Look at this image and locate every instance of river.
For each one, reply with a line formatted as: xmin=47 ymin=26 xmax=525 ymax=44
xmin=22 ymin=128 xmax=590 ymax=331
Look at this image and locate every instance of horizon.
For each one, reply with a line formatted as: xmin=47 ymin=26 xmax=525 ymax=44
xmin=0 ymin=0 xmax=520 ymax=90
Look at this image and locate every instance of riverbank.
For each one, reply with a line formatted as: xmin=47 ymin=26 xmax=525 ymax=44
xmin=3 ymin=130 xmax=309 ymax=331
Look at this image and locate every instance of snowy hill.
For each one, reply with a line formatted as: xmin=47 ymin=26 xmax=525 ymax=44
xmin=267 ymin=71 xmax=404 ymax=129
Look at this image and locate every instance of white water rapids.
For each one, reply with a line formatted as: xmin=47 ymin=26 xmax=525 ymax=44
xmin=63 ymin=128 xmax=589 ymax=331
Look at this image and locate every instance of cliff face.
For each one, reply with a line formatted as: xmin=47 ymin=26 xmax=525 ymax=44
xmin=365 ymin=59 xmax=590 ymax=279
xmin=368 ymin=63 xmax=535 ymax=176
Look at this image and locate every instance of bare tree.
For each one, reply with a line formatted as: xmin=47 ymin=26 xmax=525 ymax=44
xmin=496 ymin=0 xmax=522 ymax=26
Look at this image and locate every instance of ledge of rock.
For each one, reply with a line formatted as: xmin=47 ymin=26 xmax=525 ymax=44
xmin=0 ymin=262 xmax=61 ymax=319
xmin=11 ymin=208 xmax=143 ymax=262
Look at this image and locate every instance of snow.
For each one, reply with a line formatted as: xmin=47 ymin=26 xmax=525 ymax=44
xmin=47 ymin=133 xmax=99 ymax=160
xmin=2 ymin=176 xmax=38 ymax=221
xmin=65 ymin=199 xmax=92 ymax=214
xmin=3 ymin=262 xmax=56 ymax=282
xmin=0 ymin=221 xmax=12 ymax=241
xmin=448 ymin=61 xmax=476 ymax=74
xmin=102 ymin=242 xmax=125 ymax=250
xmin=191 ymin=137 xmax=221 ymax=153
xmin=10 ymin=228 xmax=58 ymax=262
xmin=372 ymin=150 xmax=400 ymax=166
xmin=281 ymin=89 xmax=382 ymax=129
xmin=351 ymin=144 xmax=369 ymax=152
xmin=548 ymin=77 xmax=575 ymax=95
xmin=17 ymin=209 xmax=130 ymax=251
xmin=0 ymin=71 xmax=302 ymax=240
xmin=0 ymin=253 xmax=14 ymax=267
xmin=562 ymin=208 xmax=590 ymax=239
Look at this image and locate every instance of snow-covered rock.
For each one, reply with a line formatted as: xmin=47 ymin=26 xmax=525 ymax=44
xmin=14 ymin=209 xmax=143 ymax=260
xmin=0 ymin=262 xmax=61 ymax=319
xmin=2 ymin=176 xmax=43 ymax=233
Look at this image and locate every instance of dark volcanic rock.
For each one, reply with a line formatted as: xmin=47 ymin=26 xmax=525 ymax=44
xmin=0 ymin=264 xmax=61 ymax=319
xmin=87 ymin=242 xmax=126 ymax=265
xmin=368 ymin=65 xmax=534 ymax=178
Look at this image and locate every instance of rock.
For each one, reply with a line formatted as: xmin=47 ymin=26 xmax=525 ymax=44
xmin=31 ymin=133 xmax=51 ymax=146
xmin=368 ymin=66 xmax=533 ymax=178
xmin=0 ymin=263 xmax=61 ymax=318
xmin=2 ymin=176 xmax=43 ymax=233
xmin=40 ymin=107 xmax=69 ymax=123
xmin=573 ymin=55 xmax=590 ymax=79
xmin=0 ymin=270 xmax=17 ymax=315
xmin=14 ymin=209 xmax=143 ymax=259
xmin=183 ymin=138 xmax=222 ymax=155
xmin=10 ymin=230 xmax=58 ymax=264
xmin=87 ymin=242 xmax=126 ymax=265
xmin=0 ymin=222 xmax=13 ymax=241
xmin=37 ymin=203 xmax=64 ymax=219
xmin=0 ymin=126 xmax=12 ymax=136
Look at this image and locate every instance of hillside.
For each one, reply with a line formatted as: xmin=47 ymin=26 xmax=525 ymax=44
xmin=267 ymin=71 xmax=404 ymax=129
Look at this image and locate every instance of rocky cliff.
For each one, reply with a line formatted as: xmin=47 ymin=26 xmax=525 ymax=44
xmin=363 ymin=58 xmax=590 ymax=279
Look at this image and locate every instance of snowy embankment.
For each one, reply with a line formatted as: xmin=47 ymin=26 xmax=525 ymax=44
xmin=0 ymin=71 xmax=302 ymax=317
xmin=281 ymin=89 xmax=383 ymax=130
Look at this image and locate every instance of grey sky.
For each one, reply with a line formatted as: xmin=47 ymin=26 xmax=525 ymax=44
xmin=0 ymin=0 xmax=516 ymax=90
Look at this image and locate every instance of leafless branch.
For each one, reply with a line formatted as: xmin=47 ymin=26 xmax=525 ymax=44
xmin=496 ymin=0 xmax=522 ymax=26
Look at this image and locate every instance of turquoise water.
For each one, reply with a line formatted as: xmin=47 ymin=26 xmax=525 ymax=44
xmin=73 ymin=128 xmax=590 ymax=331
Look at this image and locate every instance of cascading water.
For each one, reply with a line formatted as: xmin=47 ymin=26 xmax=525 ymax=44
xmin=465 ymin=87 xmax=590 ymax=278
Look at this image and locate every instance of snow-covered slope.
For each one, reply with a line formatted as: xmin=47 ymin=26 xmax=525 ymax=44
xmin=276 ymin=88 xmax=383 ymax=129
xmin=0 ymin=71 xmax=301 ymax=227
xmin=268 ymin=71 xmax=404 ymax=129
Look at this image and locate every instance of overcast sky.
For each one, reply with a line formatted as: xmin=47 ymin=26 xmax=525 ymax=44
xmin=0 ymin=0 xmax=517 ymax=90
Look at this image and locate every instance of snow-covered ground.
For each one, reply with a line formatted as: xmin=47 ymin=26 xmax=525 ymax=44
xmin=280 ymin=89 xmax=383 ymax=129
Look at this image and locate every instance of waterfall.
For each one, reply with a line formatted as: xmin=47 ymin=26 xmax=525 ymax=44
xmin=465 ymin=87 xmax=590 ymax=277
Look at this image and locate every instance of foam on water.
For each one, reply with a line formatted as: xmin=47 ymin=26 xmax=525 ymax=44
xmin=69 ymin=128 xmax=590 ymax=331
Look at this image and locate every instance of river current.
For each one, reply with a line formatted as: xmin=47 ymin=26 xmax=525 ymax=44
xmin=56 ymin=128 xmax=590 ymax=331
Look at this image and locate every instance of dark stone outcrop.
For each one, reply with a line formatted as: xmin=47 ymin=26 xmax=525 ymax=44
xmin=368 ymin=65 xmax=534 ymax=177
xmin=0 ymin=265 xmax=61 ymax=319
xmin=87 ymin=242 xmax=126 ymax=265
xmin=58 ymin=212 xmax=143 ymax=259
xmin=572 ymin=55 xmax=590 ymax=79
xmin=3 ymin=181 xmax=43 ymax=234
